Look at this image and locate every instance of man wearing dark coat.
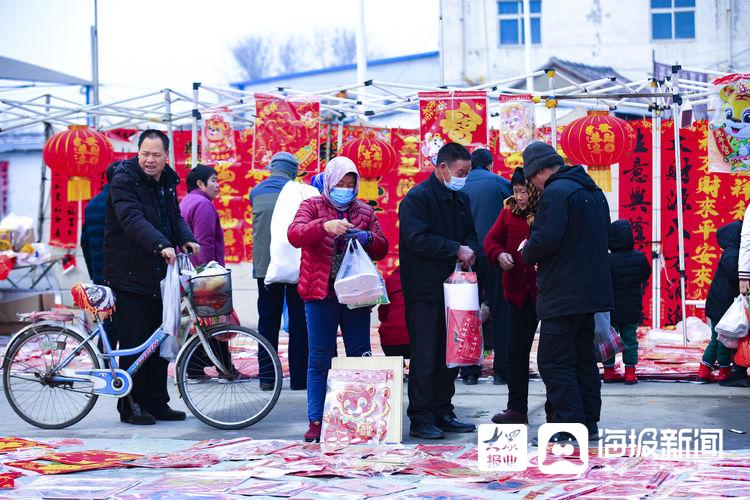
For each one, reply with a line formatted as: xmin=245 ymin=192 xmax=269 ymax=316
xmin=521 ymin=141 xmax=614 ymax=440
xmin=103 ymin=129 xmax=199 ymax=425
xmin=399 ymin=142 xmax=480 ymax=440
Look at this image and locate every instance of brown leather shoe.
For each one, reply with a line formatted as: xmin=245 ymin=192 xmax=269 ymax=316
xmin=491 ymin=409 xmax=528 ymax=425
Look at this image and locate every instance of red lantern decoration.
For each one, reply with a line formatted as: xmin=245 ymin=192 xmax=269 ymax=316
xmin=339 ymin=132 xmax=397 ymax=200
xmin=559 ymin=110 xmax=636 ymax=191
xmin=42 ymin=125 xmax=114 ymax=201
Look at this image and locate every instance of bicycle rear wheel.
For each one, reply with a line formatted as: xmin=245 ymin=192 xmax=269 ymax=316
xmin=175 ymin=325 xmax=282 ymax=429
xmin=3 ymin=325 xmax=100 ymax=429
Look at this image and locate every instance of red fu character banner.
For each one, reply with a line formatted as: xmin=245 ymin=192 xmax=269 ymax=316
xmin=253 ymin=94 xmax=320 ymax=171
xmin=418 ymin=91 xmax=488 ymax=169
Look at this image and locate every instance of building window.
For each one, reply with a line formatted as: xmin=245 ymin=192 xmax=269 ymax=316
xmin=498 ymin=1 xmax=541 ymax=46
xmin=651 ymin=0 xmax=695 ymax=40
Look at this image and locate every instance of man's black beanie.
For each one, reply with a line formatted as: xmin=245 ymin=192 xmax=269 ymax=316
xmin=522 ymin=141 xmax=564 ymax=178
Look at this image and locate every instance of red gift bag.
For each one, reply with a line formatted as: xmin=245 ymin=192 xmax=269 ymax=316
xmin=734 ymin=336 xmax=750 ymax=367
xmin=444 ymin=263 xmax=483 ymax=368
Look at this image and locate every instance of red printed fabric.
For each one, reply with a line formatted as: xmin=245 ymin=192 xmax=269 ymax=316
xmin=418 ymin=91 xmax=488 ymax=169
xmin=253 ymin=94 xmax=320 ymax=172
xmin=49 ymin=168 xmax=105 ymax=249
xmin=618 ymin=119 xmax=745 ymax=326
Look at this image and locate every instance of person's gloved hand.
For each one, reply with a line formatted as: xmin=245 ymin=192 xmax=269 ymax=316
xmin=344 ymin=229 xmax=372 ymax=247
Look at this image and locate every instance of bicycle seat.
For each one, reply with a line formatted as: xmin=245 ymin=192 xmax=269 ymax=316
xmin=71 ymin=283 xmax=116 ymax=317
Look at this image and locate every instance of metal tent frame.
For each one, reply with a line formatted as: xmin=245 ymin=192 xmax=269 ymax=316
xmin=0 ymin=64 xmax=730 ymax=341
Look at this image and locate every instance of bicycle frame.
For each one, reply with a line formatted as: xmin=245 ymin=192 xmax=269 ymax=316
xmin=51 ymin=300 xmax=232 ymax=381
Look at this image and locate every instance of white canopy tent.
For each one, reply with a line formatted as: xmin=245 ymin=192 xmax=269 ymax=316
xmin=0 ymin=64 xmax=729 ymax=342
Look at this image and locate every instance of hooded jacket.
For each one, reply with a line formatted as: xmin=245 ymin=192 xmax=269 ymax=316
xmin=81 ymin=184 xmax=109 ymax=284
xmin=287 ymin=196 xmax=388 ymax=301
xmin=103 ymin=156 xmax=195 ymax=299
xmin=608 ymin=219 xmax=652 ymax=325
xmin=522 ymin=165 xmax=613 ymax=320
xmin=706 ymin=221 xmax=742 ymax=324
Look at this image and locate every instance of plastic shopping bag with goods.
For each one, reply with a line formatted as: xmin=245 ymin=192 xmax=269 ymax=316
xmin=334 ymin=239 xmax=381 ymax=305
xmin=444 ymin=263 xmax=483 ymax=368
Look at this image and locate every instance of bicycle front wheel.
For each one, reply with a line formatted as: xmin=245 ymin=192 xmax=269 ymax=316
xmin=175 ymin=325 xmax=282 ymax=429
xmin=3 ymin=325 xmax=100 ymax=429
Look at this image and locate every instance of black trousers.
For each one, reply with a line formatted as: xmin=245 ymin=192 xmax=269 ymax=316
xmin=505 ymin=297 xmax=539 ymax=414
xmin=113 ymin=290 xmax=169 ymax=417
xmin=537 ymin=314 xmax=601 ymax=430
xmin=406 ymin=300 xmax=458 ymax=425
xmin=382 ymin=344 xmax=411 ymax=359
xmin=257 ymin=279 xmax=309 ymax=390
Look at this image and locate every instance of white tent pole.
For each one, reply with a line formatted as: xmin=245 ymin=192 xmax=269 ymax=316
xmin=191 ymin=83 xmax=200 ymax=169
xmin=37 ymin=94 xmax=51 ymax=242
xmin=164 ymin=89 xmax=175 ymax=169
xmin=650 ymin=79 xmax=662 ymax=329
xmin=671 ymin=66 xmax=689 ymax=346
xmin=548 ymin=69 xmax=557 ymax=149
xmin=90 ymin=0 xmax=99 ymax=128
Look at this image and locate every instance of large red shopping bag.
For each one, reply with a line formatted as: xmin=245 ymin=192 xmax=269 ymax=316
xmin=444 ymin=263 xmax=483 ymax=368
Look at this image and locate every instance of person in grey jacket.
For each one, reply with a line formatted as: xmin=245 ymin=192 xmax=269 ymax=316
xmin=249 ymin=152 xmax=309 ymax=390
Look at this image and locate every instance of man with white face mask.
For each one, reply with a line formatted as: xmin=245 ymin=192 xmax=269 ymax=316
xmin=399 ymin=142 xmax=480 ymax=440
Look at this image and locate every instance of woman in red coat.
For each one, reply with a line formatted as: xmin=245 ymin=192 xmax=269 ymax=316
xmin=484 ymin=167 xmax=541 ymax=425
xmin=288 ymin=156 xmax=388 ymax=442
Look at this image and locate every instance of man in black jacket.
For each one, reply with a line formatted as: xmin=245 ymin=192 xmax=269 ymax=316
xmin=104 ymin=129 xmax=199 ymax=425
xmin=521 ymin=141 xmax=613 ymax=439
xmin=399 ymin=142 xmax=480 ymax=440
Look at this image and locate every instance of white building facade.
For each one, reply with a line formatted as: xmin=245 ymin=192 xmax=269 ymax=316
xmin=441 ymin=0 xmax=748 ymax=86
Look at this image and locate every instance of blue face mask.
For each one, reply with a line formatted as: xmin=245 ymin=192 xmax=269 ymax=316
xmin=330 ymin=187 xmax=356 ymax=205
xmin=444 ymin=175 xmax=467 ymax=191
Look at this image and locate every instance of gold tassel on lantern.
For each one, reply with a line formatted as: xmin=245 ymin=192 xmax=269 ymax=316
xmin=359 ymin=178 xmax=379 ymax=200
xmin=587 ymin=166 xmax=612 ymax=192
xmin=67 ymin=176 xmax=92 ymax=201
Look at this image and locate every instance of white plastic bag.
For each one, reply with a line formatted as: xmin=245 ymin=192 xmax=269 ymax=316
xmin=716 ymin=294 xmax=750 ymax=340
xmin=265 ymin=181 xmax=320 ymax=285
xmin=160 ymin=262 xmax=181 ymax=361
xmin=675 ymin=316 xmax=712 ymax=343
xmin=334 ymin=239 xmax=381 ymax=304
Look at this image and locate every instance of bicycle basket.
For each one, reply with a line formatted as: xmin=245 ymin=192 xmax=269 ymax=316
xmin=188 ymin=269 xmax=233 ymax=317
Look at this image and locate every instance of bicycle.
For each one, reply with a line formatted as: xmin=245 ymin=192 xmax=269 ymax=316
xmin=2 ymin=260 xmax=283 ymax=430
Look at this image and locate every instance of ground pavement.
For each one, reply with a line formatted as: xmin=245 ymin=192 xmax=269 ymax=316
xmin=1 ymin=376 xmax=749 ymax=498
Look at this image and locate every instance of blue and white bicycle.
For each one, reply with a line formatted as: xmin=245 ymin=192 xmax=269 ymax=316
xmin=2 ymin=260 xmax=282 ymax=430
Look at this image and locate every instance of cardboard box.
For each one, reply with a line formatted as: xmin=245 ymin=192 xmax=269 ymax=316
xmin=0 ymin=292 xmax=55 ymax=335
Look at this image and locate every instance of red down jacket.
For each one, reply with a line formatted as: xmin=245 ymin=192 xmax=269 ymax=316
xmin=288 ymin=196 xmax=388 ymax=301
xmin=484 ymin=204 xmax=538 ymax=309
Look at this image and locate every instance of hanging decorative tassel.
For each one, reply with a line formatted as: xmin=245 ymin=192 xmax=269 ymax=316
xmin=67 ymin=176 xmax=92 ymax=202
xmin=587 ymin=166 xmax=612 ymax=192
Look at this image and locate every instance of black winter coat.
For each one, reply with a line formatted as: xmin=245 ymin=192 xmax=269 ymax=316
xmin=608 ymin=219 xmax=652 ymax=325
xmin=522 ymin=165 xmax=613 ymax=320
xmin=399 ymin=173 xmax=480 ymax=302
xmin=705 ymin=221 xmax=742 ymax=324
xmin=103 ymin=156 xmax=195 ymax=299
xmin=80 ymin=185 xmax=109 ymax=284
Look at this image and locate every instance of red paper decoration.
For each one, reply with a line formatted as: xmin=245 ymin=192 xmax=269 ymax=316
xmin=42 ymin=125 xmax=113 ymax=201
xmin=339 ymin=133 xmax=397 ymax=179
xmin=560 ymin=110 xmax=636 ymax=191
